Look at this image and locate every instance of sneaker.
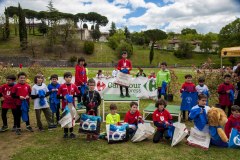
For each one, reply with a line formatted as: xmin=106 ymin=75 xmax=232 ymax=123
xmin=120 ymin=93 xmax=124 ymax=98
xmin=16 ymin=128 xmax=21 ymax=135
xmin=63 ymin=133 xmax=68 ymax=138
xmin=48 ymin=125 xmax=57 ymax=130
xmin=125 ymin=94 xmax=130 ymax=97
xmin=0 ymin=126 xmax=9 ymax=132
xmin=12 ymin=126 xmax=17 ymax=132
xmin=26 ymin=125 xmax=34 ymax=132
xmin=39 ymin=127 xmax=45 ymax=132
xmin=69 ymin=133 xmax=76 ymax=139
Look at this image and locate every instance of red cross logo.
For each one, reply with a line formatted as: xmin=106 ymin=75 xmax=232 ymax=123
xmin=97 ymin=81 xmax=106 ymax=91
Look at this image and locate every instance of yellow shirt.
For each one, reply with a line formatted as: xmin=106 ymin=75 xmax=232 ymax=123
xmin=106 ymin=113 xmax=120 ymax=125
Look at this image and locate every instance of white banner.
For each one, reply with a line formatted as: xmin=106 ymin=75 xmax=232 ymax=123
xmin=57 ymin=76 xmax=158 ymax=99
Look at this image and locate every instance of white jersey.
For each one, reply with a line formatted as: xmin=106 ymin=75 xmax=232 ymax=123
xmin=31 ymin=83 xmax=49 ymax=109
xmin=196 ymin=85 xmax=209 ymax=94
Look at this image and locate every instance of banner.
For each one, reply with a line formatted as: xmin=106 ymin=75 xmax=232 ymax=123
xmin=79 ymin=114 xmax=101 ymax=134
xmin=114 ymin=72 xmax=132 ymax=87
xmin=106 ymin=124 xmax=129 ymax=143
xmin=187 ymin=127 xmax=211 ymax=150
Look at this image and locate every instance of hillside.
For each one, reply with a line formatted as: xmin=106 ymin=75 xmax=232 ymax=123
xmin=0 ymin=34 xmax=231 ymax=67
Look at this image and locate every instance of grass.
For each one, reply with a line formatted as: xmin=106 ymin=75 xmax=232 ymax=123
xmin=0 ymin=68 xmax=239 ymax=160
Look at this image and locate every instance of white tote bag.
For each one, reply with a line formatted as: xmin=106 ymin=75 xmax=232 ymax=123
xmin=114 ymin=72 xmax=132 ymax=87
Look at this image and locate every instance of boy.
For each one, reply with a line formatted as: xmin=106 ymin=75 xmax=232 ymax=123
xmin=124 ymin=101 xmax=143 ymax=138
xmin=218 ymin=74 xmax=234 ymax=117
xmin=189 ymin=94 xmax=210 ymax=133
xmin=225 ymin=105 xmax=240 ymax=138
xmin=0 ymin=75 xmax=17 ymax=132
xmin=153 ymin=99 xmax=172 ymax=143
xmin=148 ymin=71 xmax=156 ymax=79
xmin=156 ymin=62 xmax=171 ymax=99
xmin=31 ymin=74 xmax=56 ymax=131
xmin=106 ymin=103 xmax=120 ymax=125
xmin=57 ymin=72 xmax=80 ymax=138
xmin=117 ymin=51 xmax=132 ymax=97
xmin=136 ymin=69 xmax=146 ymax=77
xmin=75 ymin=57 xmax=87 ymax=103
xmin=48 ymin=74 xmax=61 ymax=123
xmin=82 ymin=78 xmax=101 ymax=141
xmin=112 ymin=65 xmax=118 ymax=77
xmin=196 ymin=77 xmax=209 ymax=96
xmin=11 ymin=72 xmax=33 ymax=135
xmin=180 ymin=74 xmax=197 ymax=121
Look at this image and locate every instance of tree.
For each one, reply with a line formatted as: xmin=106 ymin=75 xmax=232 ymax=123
xmin=38 ymin=21 xmax=48 ymax=36
xmin=200 ymin=34 xmax=213 ymax=53
xmin=18 ymin=3 xmax=28 ymax=50
xmin=91 ymin=24 xmax=101 ymax=41
xmin=108 ymin=29 xmax=126 ymax=50
xmin=130 ymin=32 xmax=146 ymax=45
xmin=174 ymin=40 xmax=194 ymax=58
xmin=219 ymin=18 xmax=240 ymax=49
xmin=124 ymin=26 xmax=130 ymax=39
xmin=86 ymin=12 xmax=108 ymax=27
xmin=24 ymin=9 xmax=38 ymax=35
xmin=76 ymin=13 xmax=87 ymax=40
xmin=109 ymin=22 xmax=116 ymax=36
xmin=144 ymin=29 xmax=167 ymax=64
xmin=13 ymin=14 xmax=19 ymax=36
xmin=181 ymin=28 xmax=198 ymax=35
xmin=4 ymin=8 xmax=10 ymax=39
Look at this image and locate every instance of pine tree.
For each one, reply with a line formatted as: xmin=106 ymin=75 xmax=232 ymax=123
xmin=18 ymin=3 xmax=28 ymax=50
xmin=5 ymin=7 xmax=10 ymax=39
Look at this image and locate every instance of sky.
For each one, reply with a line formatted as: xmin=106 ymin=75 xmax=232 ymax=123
xmin=0 ymin=0 xmax=240 ymax=33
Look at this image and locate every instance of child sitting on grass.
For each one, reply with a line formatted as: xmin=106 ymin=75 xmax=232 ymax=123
xmin=106 ymin=103 xmax=120 ymax=125
xmin=225 ymin=105 xmax=240 ymax=138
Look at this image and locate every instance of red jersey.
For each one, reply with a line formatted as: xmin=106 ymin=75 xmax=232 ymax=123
xmin=1 ymin=84 xmax=16 ymax=109
xmin=124 ymin=110 xmax=141 ymax=125
xmin=153 ymin=109 xmax=172 ymax=130
xmin=148 ymin=75 xmax=156 ymax=79
xmin=57 ymin=83 xmax=80 ymax=109
xmin=225 ymin=114 xmax=240 ymax=138
xmin=75 ymin=65 xmax=87 ymax=86
xmin=180 ymin=82 xmax=196 ymax=93
xmin=117 ymin=58 xmax=132 ymax=74
xmin=12 ymin=83 xmax=31 ymax=106
xmin=218 ymin=83 xmax=234 ymax=106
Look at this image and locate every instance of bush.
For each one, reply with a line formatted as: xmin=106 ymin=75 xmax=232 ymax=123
xmin=68 ymin=56 xmax=77 ymax=66
xmin=0 ymin=64 xmax=19 ymax=85
xmin=116 ymin=41 xmax=133 ymax=58
xmin=108 ymin=36 xmax=118 ymax=50
xmin=27 ymin=63 xmax=51 ymax=84
xmin=84 ymin=41 xmax=95 ymax=55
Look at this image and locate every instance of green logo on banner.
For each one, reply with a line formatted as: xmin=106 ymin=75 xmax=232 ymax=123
xmin=144 ymin=80 xmax=156 ymax=92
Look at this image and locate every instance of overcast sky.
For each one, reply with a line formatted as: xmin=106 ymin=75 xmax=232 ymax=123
xmin=0 ymin=0 xmax=240 ymax=33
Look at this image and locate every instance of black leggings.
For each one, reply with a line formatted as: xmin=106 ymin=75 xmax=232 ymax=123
xmin=120 ymin=86 xmax=129 ymax=95
xmin=15 ymin=106 xmax=30 ymax=128
xmin=220 ymin=105 xmax=232 ymax=117
xmin=1 ymin=108 xmax=17 ymax=127
xmin=64 ymin=127 xmax=73 ymax=134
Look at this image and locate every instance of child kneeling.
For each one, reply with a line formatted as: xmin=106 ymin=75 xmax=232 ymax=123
xmin=153 ymin=99 xmax=172 ymax=143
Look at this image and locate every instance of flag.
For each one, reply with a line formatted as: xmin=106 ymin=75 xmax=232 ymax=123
xmin=181 ymin=92 xmax=198 ymax=111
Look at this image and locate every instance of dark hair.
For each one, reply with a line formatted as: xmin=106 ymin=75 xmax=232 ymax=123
xmin=122 ymin=51 xmax=128 ymax=55
xmin=34 ymin=74 xmax=44 ymax=84
xmin=198 ymin=93 xmax=208 ymax=100
xmin=78 ymin=57 xmax=85 ymax=63
xmin=17 ymin=72 xmax=27 ymax=78
xmin=140 ymin=69 xmax=143 ymax=72
xmin=50 ymin=74 xmax=58 ymax=80
xmin=224 ymin=74 xmax=231 ymax=79
xmin=110 ymin=103 xmax=117 ymax=110
xmin=155 ymin=99 xmax=167 ymax=108
xmin=198 ymin=77 xmax=205 ymax=83
xmin=88 ymin=78 xmax=95 ymax=84
xmin=63 ymin=72 xmax=72 ymax=78
xmin=130 ymin=101 xmax=138 ymax=107
xmin=231 ymin=105 xmax=240 ymax=112
xmin=6 ymin=74 xmax=16 ymax=81
xmin=161 ymin=62 xmax=167 ymax=66
xmin=185 ymin=74 xmax=192 ymax=79
xmin=83 ymin=63 xmax=87 ymax=67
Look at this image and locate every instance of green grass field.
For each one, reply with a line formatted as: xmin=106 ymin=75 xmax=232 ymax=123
xmin=0 ymin=68 xmax=239 ymax=160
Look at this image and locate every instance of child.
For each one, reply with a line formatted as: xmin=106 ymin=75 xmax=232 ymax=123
xmin=234 ymin=76 xmax=240 ymax=106
xmin=31 ymin=74 xmax=56 ymax=131
xmin=0 ymin=75 xmax=17 ymax=132
xmin=48 ymin=74 xmax=61 ymax=124
xmin=112 ymin=65 xmax=118 ymax=77
xmin=180 ymin=74 xmax=197 ymax=121
xmin=96 ymin=70 xmax=104 ymax=79
xmin=225 ymin=105 xmax=240 ymax=138
xmin=196 ymin=77 xmax=209 ymax=96
xmin=82 ymin=78 xmax=101 ymax=141
xmin=148 ymin=71 xmax=156 ymax=79
xmin=218 ymin=74 xmax=234 ymax=117
xmin=189 ymin=94 xmax=210 ymax=133
xmin=124 ymin=101 xmax=143 ymax=138
xmin=156 ymin=62 xmax=171 ymax=99
xmin=117 ymin=51 xmax=132 ymax=97
xmin=136 ymin=69 xmax=146 ymax=77
xmin=57 ymin=72 xmax=80 ymax=138
xmin=75 ymin=57 xmax=87 ymax=103
xmin=11 ymin=72 xmax=33 ymax=135
xmin=106 ymin=103 xmax=120 ymax=125
xmin=152 ymin=99 xmax=172 ymax=143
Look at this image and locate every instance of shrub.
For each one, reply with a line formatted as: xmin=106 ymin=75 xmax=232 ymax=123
xmin=27 ymin=63 xmax=51 ymax=84
xmin=84 ymin=41 xmax=94 ymax=55
xmin=0 ymin=64 xmax=19 ymax=85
